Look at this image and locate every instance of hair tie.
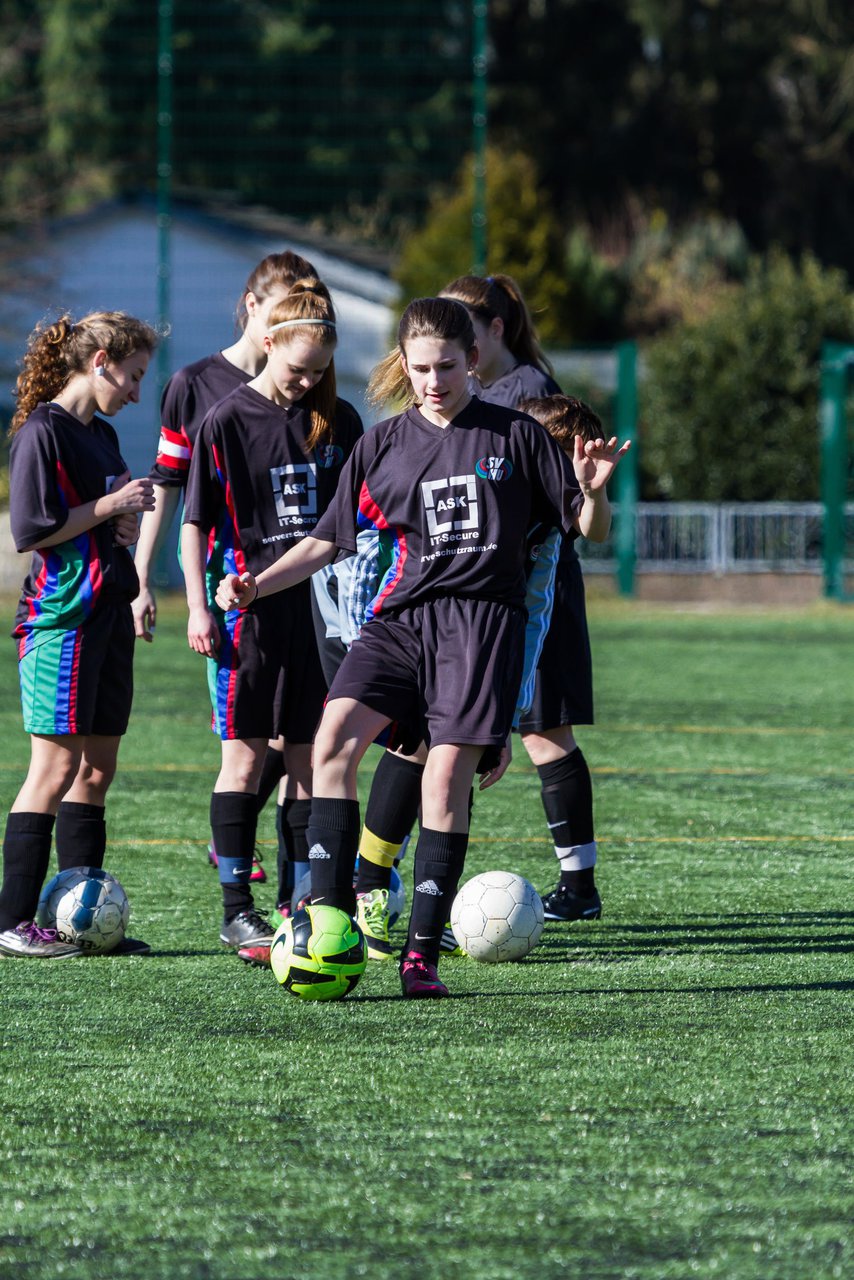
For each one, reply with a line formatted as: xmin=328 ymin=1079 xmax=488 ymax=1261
xmin=267 ymin=318 xmax=336 ymax=335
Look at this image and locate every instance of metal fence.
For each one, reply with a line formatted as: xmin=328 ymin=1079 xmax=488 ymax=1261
xmin=578 ymin=503 xmax=854 ymax=575
xmin=0 ymin=504 xmax=850 ymax=594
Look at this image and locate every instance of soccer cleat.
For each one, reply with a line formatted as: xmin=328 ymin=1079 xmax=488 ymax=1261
xmin=270 ymin=902 xmax=291 ymax=931
xmin=238 ymin=942 xmax=272 ymax=968
xmin=399 ymin=950 xmax=449 ymax=999
xmin=208 ymin=843 xmax=267 ymax=883
xmin=356 ymin=888 xmax=394 ymax=960
xmin=108 ymin=936 xmax=152 ymax=956
xmin=541 ymin=884 xmax=602 ymax=922
xmin=0 ymin=920 xmax=81 ymax=958
xmin=439 ymin=923 xmax=463 ymax=956
xmin=219 ymin=908 xmax=276 ymax=949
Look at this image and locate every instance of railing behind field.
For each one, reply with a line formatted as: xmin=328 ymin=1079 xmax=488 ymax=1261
xmin=578 ymin=502 xmax=854 ymax=575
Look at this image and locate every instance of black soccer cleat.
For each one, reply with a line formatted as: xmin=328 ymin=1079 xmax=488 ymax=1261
xmin=219 ymin=908 xmax=276 ymax=949
xmin=541 ymin=884 xmax=602 ymax=922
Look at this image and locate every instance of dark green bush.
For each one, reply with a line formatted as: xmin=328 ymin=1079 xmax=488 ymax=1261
xmin=641 ymin=249 xmax=854 ymax=500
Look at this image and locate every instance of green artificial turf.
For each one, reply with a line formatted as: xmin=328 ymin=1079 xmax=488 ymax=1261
xmin=0 ymin=596 xmax=851 ymax=1280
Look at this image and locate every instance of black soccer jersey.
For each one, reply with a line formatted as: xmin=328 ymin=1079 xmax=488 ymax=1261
xmin=151 ymin=352 xmax=252 ymax=487
xmin=10 ymin=403 xmax=139 ymax=642
xmin=182 ymin=383 xmax=362 ymax=592
xmin=312 ymin=396 xmax=582 ymax=618
xmin=472 ymin=363 xmax=561 ymax=409
xmin=475 ymin=363 xmax=582 ymax=568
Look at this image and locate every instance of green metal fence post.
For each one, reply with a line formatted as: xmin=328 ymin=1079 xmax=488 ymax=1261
xmin=472 ymin=1 xmax=488 ymax=274
xmin=819 ymin=340 xmax=849 ymax=600
xmin=157 ymin=1 xmax=173 ymax=399
xmin=614 ymin=340 xmax=638 ymax=597
xmin=154 ymin=1 xmax=173 ymax=586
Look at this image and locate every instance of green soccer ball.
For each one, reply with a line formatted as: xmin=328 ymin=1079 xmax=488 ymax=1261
xmin=270 ymin=904 xmax=367 ymax=1001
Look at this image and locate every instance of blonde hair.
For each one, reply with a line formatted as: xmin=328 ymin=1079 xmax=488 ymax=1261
xmin=441 ymin=273 xmax=554 ymax=377
xmin=518 ymin=394 xmax=603 ymax=452
xmin=265 ymin=279 xmax=338 ymax=451
xmin=11 ymin=311 xmax=159 ymax=434
xmin=367 ymin=297 xmax=476 ymax=409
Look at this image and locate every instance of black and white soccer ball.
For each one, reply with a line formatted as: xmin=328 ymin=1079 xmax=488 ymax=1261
xmin=450 ymin=870 xmax=544 ymax=962
xmin=37 ymin=866 xmax=129 ymax=954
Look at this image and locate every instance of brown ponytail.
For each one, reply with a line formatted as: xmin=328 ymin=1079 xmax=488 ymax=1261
xmin=236 ymin=250 xmax=319 ymax=332
xmin=441 ymin=273 xmax=554 ymax=377
xmin=11 ymin=311 xmax=158 ymax=435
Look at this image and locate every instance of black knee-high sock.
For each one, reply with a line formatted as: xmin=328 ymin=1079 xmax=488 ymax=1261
xmin=210 ymin=792 xmax=258 ymax=921
xmin=0 ymin=812 xmax=55 ymax=930
xmin=307 ymin=798 xmax=360 ymax=913
xmin=537 ymin=748 xmax=597 ymax=893
xmin=277 ymin=797 xmax=311 ymax=906
xmin=255 ymin=746 xmax=285 ymax=815
xmin=364 ymin=752 xmax=423 ymax=843
xmin=406 ymin=828 xmax=469 ymax=965
xmin=54 ymin=801 xmax=107 ymax=871
xmin=356 ymin=753 xmax=424 ymax=895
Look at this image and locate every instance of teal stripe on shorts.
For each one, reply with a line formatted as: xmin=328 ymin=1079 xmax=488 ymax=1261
xmin=18 ymin=629 xmax=81 ymax=735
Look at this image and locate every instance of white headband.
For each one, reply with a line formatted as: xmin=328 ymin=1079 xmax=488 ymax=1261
xmin=267 ymin=318 xmax=336 ymax=335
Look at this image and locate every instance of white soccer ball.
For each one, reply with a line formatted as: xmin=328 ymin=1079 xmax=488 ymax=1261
xmin=291 ymin=862 xmax=407 ymax=926
xmin=451 ymin=870 xmax=544 ymax=963
xmin=37 ymin=866 xmax=130 ymax=954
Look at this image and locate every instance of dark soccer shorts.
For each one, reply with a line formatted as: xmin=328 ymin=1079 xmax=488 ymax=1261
xmin=327 ymin=595 xmax=526 ymax=751
xmin=209 ymin=583 xmax=327 ymax=742
xmin=517 ymin=556 xmax=594 ymax=734
xmin=17 ymin=602 xmax=134 ymax=737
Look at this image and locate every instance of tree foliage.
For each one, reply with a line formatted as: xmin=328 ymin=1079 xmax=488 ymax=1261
xmin=2 ymin=1 xmax=854 ymax=276
xmin=641 ymin=250 xmax=854 ymax=501
xmin=394 ymin=148 xmax=572 ymax=340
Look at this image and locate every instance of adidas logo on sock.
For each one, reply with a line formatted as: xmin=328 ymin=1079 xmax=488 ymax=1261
xmin=308 ymin=843 xmax=331 ymax=860
xmin=415 ymin=879 xmax=442 ymax=896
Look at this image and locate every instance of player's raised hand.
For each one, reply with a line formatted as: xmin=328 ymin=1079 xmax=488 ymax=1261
xmin=572 ymin=435 xmax=631 ymax=494
xmin=216 ymin=571 xmax=258 ymax=613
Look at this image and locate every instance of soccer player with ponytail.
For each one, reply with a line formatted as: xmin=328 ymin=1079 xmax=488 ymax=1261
xmin=355 ymin=273 xmax=613 ymax=955
xmin=217 ymin=297 xmax=626 ymax=997
xmin=133 ymin=250 xmax=321 ymax=892
xmin=181 ymin=280 xmax=362 ymax=956
xmin=0 ymin=312 xmax=157 ymax=957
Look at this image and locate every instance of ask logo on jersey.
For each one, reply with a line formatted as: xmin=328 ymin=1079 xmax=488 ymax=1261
xmin=421 ymin=473 xmax=479 ymax=544
xmin=475 ymin=456 xmax=513 ymax=482
xmin=270 ymin=462 xmax=317 ymax=527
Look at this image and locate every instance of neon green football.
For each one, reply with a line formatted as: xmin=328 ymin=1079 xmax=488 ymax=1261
xmin=270 ymin=904 xmax=367 ymax=1001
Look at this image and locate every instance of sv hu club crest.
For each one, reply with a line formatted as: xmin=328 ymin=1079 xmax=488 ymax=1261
xmin=475 ymin=456 xmax=513 ymax=481
xmin=315 ymin=443 xmax=344 ymax=470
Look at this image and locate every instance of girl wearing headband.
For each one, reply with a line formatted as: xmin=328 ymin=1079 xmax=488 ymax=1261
xmin=180 ymin=280 xmax=362 ymax=959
